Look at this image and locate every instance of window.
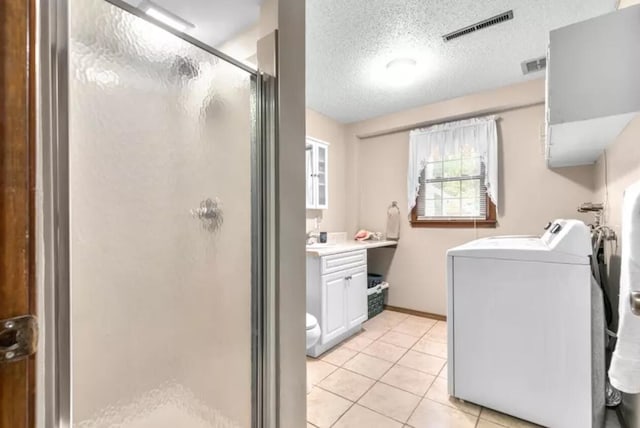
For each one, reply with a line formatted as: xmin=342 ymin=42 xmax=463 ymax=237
xmin=408 ymin=116 xmax=498 ymax=228
xmin=411 ymin=155 xmax=496 ymax=227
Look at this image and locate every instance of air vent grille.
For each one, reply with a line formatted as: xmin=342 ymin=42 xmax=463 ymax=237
xmin=443 ymin=10 xmax=514 ymax=42
xmin=521 ymin=56 xmax=547 ymax=75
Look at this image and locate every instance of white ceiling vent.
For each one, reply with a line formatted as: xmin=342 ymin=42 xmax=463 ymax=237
xmin=442 ymin=10 xmax=514 ymax=42
xmin=521 ymin=56 xmax=547 ymax=75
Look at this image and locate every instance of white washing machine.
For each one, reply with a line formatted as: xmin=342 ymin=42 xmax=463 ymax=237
xmin=447 ymin=219 xmax=605 ymax=428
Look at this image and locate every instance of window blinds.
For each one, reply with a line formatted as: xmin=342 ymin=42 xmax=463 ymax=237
xmin=416 ymin=165 xmax=488 ymax=219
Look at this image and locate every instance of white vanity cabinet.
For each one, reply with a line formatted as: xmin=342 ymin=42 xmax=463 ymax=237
xmin=307 ymin=250 xmax=368 ymax=357
xmin=305 ymin=137 xmax=329 ymax=210
xmin=345 ymin=267 xmax=368 ymax=328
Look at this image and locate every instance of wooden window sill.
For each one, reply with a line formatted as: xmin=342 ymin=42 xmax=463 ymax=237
xmin=411 ymin=195 xmax=497 ymax=228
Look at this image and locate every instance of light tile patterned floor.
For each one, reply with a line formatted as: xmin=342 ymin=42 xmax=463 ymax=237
xmin=306 ymin=310 xmax=622 ymax=428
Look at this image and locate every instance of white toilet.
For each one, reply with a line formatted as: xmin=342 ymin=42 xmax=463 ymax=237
xmin=306 ymin=313 xmax=321 ymax=350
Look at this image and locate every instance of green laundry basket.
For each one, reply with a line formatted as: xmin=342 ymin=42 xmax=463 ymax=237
xmin=367 ymin=285 xmax=387 ymax=319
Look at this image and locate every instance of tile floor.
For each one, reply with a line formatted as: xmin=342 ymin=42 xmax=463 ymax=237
xmin=306 ymin=310 xmax=622 ymax=428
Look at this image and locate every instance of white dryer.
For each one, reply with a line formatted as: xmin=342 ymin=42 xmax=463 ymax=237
xmin=447 ymin=219 xmax=605 ymax=428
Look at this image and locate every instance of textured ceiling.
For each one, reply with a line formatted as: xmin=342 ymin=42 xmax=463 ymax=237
xmin=121 ymin=0 xmax=261 ymax=47
xmin=307 ymin=0 xmax=617 ymax=123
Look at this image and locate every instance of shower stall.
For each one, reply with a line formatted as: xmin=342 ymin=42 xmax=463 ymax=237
xmin=40 ymin=0 xmax=277 ymax=426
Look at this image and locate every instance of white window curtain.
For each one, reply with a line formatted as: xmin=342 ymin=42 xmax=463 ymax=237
xmin=407 ymin=116 xmax=498 ymax=214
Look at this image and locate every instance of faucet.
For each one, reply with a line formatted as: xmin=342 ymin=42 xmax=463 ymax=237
xmin=306 ymin=231 xmax=318 ymax=245
xmin=306 ymin=216 xmax=321 ymax=245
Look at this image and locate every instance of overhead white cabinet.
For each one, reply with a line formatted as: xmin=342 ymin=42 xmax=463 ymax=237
xmin=307 ymin=250 xmax=368 ymax=357
xmin=306 ymin=137 xmax=329 ymax=209
xmin=546 ymin=5 xmax=640 ymax=167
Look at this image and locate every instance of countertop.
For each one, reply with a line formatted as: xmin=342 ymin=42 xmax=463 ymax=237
xmin=305 ymin=240 xmax=398 ymax=256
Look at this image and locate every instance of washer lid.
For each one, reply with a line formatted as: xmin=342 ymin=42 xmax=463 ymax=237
xmin=447 ymin=220 xmax=591 ymax=265
xmin=306 ymin=313 xmax=318 ymax=330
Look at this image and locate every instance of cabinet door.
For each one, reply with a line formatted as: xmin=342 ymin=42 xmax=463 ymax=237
xmin=315 ymin=143 xmax=328 ymax=209
xmin=346 ymin=266 xmax=368 ymax=329
xmin=306 ymin=143 xmax=316 ymax=209
xmin=321 ymin=272 xmax=348 ymax=342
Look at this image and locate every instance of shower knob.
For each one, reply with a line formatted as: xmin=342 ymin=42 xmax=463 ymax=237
xmin=631 ymin=292 xmax=640 ymax=316
xmin=190 ymin=198 xmax=223 ymax=233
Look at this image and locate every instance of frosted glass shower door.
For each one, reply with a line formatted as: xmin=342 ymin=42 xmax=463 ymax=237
xmin=69 ymin=0 xmax=257 ymax=427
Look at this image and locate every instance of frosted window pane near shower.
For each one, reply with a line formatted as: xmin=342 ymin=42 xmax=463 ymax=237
xmin=69 ymin=0 xmax=253 ymax=427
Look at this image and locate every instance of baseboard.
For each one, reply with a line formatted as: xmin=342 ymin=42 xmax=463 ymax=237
xmin=384 ymin=305 xmax=447 ymax=322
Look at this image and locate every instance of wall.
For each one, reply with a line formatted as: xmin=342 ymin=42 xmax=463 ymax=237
xmin=594 ymin=116 xmax=640 ymax=242
xmin=593 ymin=116 xmax=640 ymax=325
xmin=346 ymin=80 xmax=596 ymax=316
xmin=306 ymin=108 xmax=348 ymax=233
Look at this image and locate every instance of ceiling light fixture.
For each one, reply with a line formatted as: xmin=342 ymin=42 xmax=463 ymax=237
xmin=385 ymin=58 xmax=418 ymax=85
xmin=139 ymin=1 xmax=195 ymax=32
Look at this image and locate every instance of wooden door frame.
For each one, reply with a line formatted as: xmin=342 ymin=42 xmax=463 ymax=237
xmin=0 ymin=0 xmax=38 ymax=427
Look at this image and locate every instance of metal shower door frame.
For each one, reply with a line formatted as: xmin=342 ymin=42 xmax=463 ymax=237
xmin=38 ymin=0 xmax=279 ymax=427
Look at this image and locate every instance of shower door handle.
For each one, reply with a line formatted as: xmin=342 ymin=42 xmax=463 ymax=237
xmin=631 ymin=292 xmax=640 ymax=316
